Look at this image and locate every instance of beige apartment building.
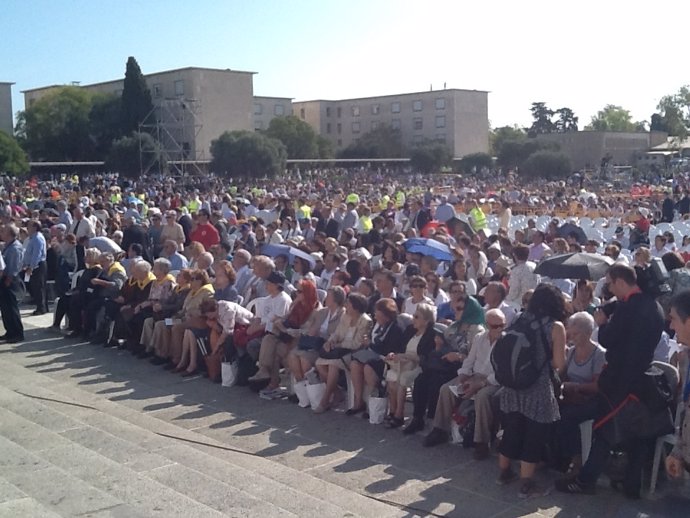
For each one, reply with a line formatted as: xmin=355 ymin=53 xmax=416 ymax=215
xmin=253 ymin=96 xmax=293 ymax=131
xmin=23 ymin=67 xmax=258 ymax=160
xmin=0 ymin=82 xmax=13 ymax=135
xmin=293 ymin=89 xmax=489 ymax=157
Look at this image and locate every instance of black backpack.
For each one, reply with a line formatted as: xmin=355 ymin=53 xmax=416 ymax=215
xmin=490 ymin=311 xmax=549 ymax=390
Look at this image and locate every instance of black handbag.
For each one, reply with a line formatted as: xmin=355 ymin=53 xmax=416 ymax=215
xmin=298 ymin=335 xmax=325 ymax=351
xmin=318 ymin=346 xmax=351 ymax=360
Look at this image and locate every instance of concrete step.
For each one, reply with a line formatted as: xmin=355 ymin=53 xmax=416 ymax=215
xmin=0 ymin=356 xmax=401 ymax=517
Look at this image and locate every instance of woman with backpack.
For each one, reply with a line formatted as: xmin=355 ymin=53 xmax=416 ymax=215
xmin=495 ymin=284 xmax=567 ymax=498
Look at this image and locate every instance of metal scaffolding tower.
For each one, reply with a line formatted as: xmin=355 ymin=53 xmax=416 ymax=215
xmin=139 ymin=97 xmax=204 ymax=176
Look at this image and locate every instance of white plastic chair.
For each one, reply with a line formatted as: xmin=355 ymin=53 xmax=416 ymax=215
xmin=580 ymin=420 xmax=593 ymax=463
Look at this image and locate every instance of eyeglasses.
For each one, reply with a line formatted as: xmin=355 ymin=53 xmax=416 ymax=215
xmin=488 ymin=323 xmax=505 ymax=330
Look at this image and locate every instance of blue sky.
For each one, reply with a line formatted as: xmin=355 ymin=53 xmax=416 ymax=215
xmin=3 ymin=0 xmax=690 ymax=129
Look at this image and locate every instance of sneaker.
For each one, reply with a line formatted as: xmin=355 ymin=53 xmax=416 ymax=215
xmin=402 ymin=418 xmax=425 ymax=435
xmin=259 ymin=387 xmax=281 ymax=400
xmin=518 ymin=478 xmax=539 ymax=499
xmin=496 ymin=468 xmax=518 ymax=486
xmin=554 ymin=477 xmax=596 ymax=495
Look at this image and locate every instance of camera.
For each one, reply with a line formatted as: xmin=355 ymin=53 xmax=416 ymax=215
xmin=634 ymin=258 xmax=671 ymax=298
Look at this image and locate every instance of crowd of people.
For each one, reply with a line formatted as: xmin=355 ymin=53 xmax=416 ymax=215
xmin=0 ymin=167 xmax=689 ymax=501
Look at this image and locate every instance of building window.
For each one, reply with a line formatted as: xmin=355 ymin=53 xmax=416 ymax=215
xmin=371 ymin=121 xmax=379 ymax=131
xmin=351 ymin=106 xmax=360 ymax=117
xmin=326 ymin=122 xmax=331 ymax=134
xmin=326 ymin=107 xmax=331 ymax=117
xmin=174 ymin=80 xmax=184 ymax=96
xmin=254 ymin=103 xmax=263 ymax=115
xmin=412 ymin=135 xmax=424 ymax=144
xmin=413 ymin=100 xmax=423 ymax=111
xmin=391 ymin=102 xmax=401 ymax=113
xmin=153 ymin=84 xmax=162 ymax=98
xmin=435 ymin=98 xmax=446 ymax=110
xmin=274 ymin=104 xmax=285 ymax=116
xmin=352 ymin=121 xmax=361 ymax=133
xmin=413 ymin=118 xmax=423 ymax=130
xmin=337 ymin=107 xmax=342 ymax=118
xmin=391 ymin=119 xmax=401 ymax=130
xmin=337 ymin=123 xmax=342 ymax=134
xmin=436 ymin=115 xmax=446 ymax=128
xmin=255 ymin=121 xmax=264 ymax=130
xmin=300 ymin=108 xmax=305 ymax=119
xmin=435 ymin=133 xmax=446 ymax=143
xmin=371 ymin=104 xmax=380 ymax=115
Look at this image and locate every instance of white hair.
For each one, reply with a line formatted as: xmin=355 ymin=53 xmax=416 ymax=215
xmin=568 ymin=311 xmax=595 ymax=337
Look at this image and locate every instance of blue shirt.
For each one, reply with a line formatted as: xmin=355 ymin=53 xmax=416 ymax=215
xmin=168 ymin=252 xmax=189 ymax=271
xmin=23 ymin=232 xmax=47 ymax=270
xmin=437 ymin=302 xmax=455 ymax=321
xmin=2 ymin=239 xmax=24 ymax=278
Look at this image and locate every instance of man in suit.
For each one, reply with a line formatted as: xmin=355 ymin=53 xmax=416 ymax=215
xmin=121 ymin=216 xmax=151 ymax=263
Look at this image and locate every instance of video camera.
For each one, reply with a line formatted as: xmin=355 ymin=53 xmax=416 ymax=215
xmin=634 ymin=257 xmax=671 ymax=298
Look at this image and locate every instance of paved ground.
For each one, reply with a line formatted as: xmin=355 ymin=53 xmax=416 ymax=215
xmin=0 ymin=309 xmax=688 ymax=517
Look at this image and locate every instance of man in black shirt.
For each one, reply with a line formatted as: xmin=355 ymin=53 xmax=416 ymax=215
xmin=556 ymin=264 xmax=663 ymax=497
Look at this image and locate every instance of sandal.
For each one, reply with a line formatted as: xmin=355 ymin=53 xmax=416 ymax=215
xmin=385 ymin=416 xmax=404 ymax=429
xmin=518 ymin=478 xmax=538 ymax=499
xmin=345 ymin=404 xmax=366 ymax=416
xmin=496 ymin=468 xmax=518 ymax=486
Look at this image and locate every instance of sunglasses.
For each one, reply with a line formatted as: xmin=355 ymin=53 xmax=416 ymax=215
xmin=488 ymin=323 xmax=505 ymax=329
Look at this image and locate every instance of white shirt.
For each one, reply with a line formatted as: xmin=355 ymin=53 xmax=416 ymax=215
xmin=258 ymin=291 xmax=292 ymax=333
xmin=458 ymin=329 xmax=499 ymax=385
xmin=318 ymin=267 xmax=338 ymax=290
xmin=506 ymin=261 xmax=539 ymax=308
xmin=70 ymin=217 xmax=95 ymax=240
xmin=403 ymin=296 xmax=436 ymax=319
xmin=485 ymin=302 xmax=518 ymax=327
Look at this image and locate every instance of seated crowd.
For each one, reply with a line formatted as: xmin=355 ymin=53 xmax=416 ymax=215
xmin=5 ymin=185 xmax=681 ymax=502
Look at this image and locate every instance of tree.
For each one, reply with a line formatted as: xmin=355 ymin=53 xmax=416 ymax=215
xmin=339 ymin=125 xmax=404 ymax=158
xmin=15 ymin=86 xmax=94 ymax=161
xmin=0 ymin=131 xmax=29 ymax=175
xmin=409 ymin=140 xmax=453 ymax=174
xmin=554 ymin=107 xmax=578 ymax=133
xmin=89 ymin=93 xmax=122 ymax=157
xmin=521 ymin=150 xmax=571 ymax=179
xmin=317 ymin=136 xmax=334 ymax=159
xmin=105 ymin=132 xmax=163 ymax=179
xmin=527 ymin=102 xmax=556 ymax=136
xmin=210 ymin=131 xmax=287 ymax=178
xmin=585 ymin=104 xmax=641 ymax=132
xmin=120 ymin=56 xmax=153 ymax=135
xmin=458 ymin=152 xmax=493 ymax=174
xmin=490 ymin=125 xmax=526 ymax=156
xmin=497 ymin=139 xmax=555 ymax=169
xmin=264 ymin=115 xmax=323 ymax=159
xmin=653 ymin=86 xmax=690 ymax=139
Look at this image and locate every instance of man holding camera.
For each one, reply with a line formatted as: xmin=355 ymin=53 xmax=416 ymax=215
xmin=556 ymin=264 xmax=664 ymax=497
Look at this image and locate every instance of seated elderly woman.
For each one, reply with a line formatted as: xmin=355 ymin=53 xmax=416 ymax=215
xmin=107 ymin=261 xmax=156 ymax=348
xmin=384 ymin=303 xmax=436 ymax=429
xmin=286 ymin=286 xmax=347 ymax=385
xmin=150 ymin=270 xmax=214 ymax=370
xmin=83 ymin=252 xmax=127 ymax=341
xmin=554 ymin=311 xmax=606 ymax=475
xmin=444 ymin=294 xmax=486 ymax=360
xmin=127 ymin=258 xmax=176 ymax=357
xmin=248 ymin=279 xmax=320 ymax=396
xmin=313 ymin=293 xmax=372 ymax=413
xmin=212 ymin=260 xmax=239 ymax=302
xmin=347 ymin=298 xmax=405 ymax=415
xmin=145 ymin=269 xmax=192 ymax=365
xmin=60 ymin=247 xmax=102 ymax=336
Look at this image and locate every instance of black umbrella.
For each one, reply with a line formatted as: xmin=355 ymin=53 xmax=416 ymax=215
xmin=557 ymin=222 xmax=587 ymax=245
xmin=446 ymin=216 xmax=475 ymax=237
xmin=534 ymin=253 xmax=613 ymax=281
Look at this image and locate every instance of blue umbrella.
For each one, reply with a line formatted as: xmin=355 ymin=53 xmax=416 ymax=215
xmin=404 ymin=238 xmax=453 ymax=262
xmin=260 ymin=243 xmax=316 ymax=268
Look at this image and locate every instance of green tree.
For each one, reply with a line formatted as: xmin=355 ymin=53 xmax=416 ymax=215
xmin=120 ymin=56 xmax=153 ymax=135
xmin=15 ymin=86 xmax=94 ymax=161
xmin=653 ymin=86 xmax=690 ymax=139
xmin=89 ymin=93 xmax=122 ymax=157
xmin=490 ymin=125 xmax=526 ymax=156
xmin=105 ymin=132 xmax=164 ymax=179
xmin=210 ymin=131 xmax=287 ymax=178
xmin=409 ymin=140 xmax=453 ymax=174
xmin=585 ymin=104 xmax=642 ymax=132
xmin=554 ymin=107 xmax=579 ymax=133
xmin=264 ymin=115 xmax=323 ymax=159
xmin=521 ymin=150 xmax=571 ymax=179
xmin=0 ymin=131 xmax=29 ymax=175
xmin=497 ymin=139 xmax=553 ymax=169
xmin=339 ymin=125 xmax=405 ymax=158
xmin=527 ymin=102 xmax=555 ymax=136
xmin=458 ymin=152 xmax=493 ymax=174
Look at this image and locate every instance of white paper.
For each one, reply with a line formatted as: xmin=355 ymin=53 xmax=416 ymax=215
xmin=448 ymin=384 xmax=464 ymax=398
xmin=23 ymin=272 xmax=30 ymax=282
xmin=165 ymin=318 xmax=173 ymax=326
